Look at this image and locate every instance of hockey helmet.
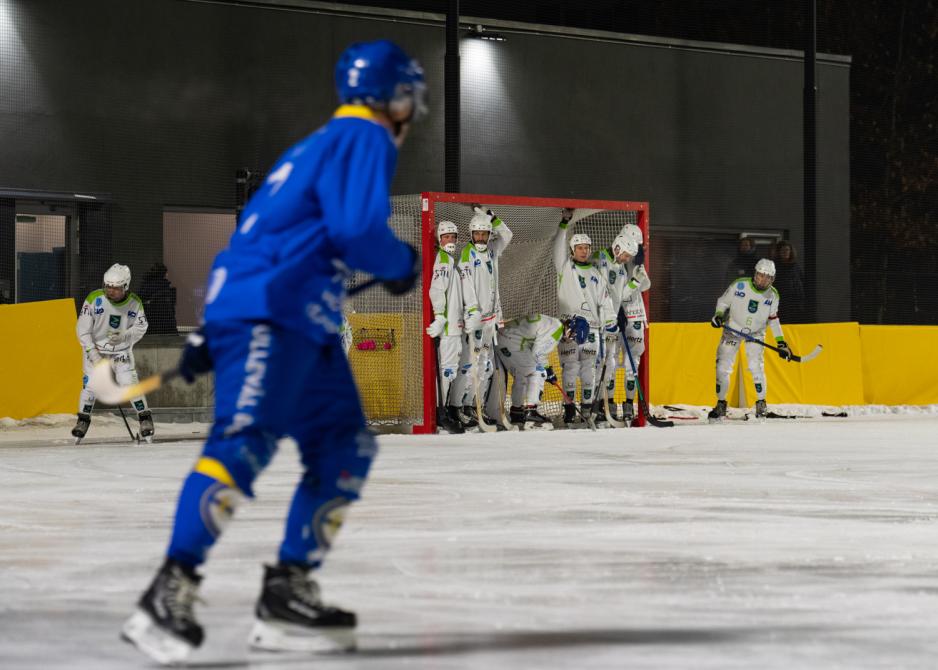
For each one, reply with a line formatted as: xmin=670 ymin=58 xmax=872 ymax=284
xmin=569 ymin=232 xmax=592 ymax=252
xmin=753 ymin=257 xmax=776 ymax=290
xmin=103 ymin=263 xmax=131 ymax=291
xmin=469 ymin=211 xmax=492 ymax=251
xmin=437 ymin=220 xmax=458 ymax=255
xmin=620 ymin=222 xmax=643 ymax=246
xmin=611 ymin=234 xmax=638 ymax=261
xmin=334 ymin=40 xmax=427 ymax=122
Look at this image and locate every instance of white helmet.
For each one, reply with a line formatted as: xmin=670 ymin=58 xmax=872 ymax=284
xmin=469 ymin=212 xmax=492 ymax=251
xmin=569 ymin=233 xmax=592 ymax=252
xmin=436 ymin=220 xmax=458 ymax=255
xmin=611 ymin=234 xmax=638 ymax=259
xmin=620 ymin=223 xmax=643 ymax=246
xmin=754 ymin=258 xmax=776 ymax=277
xmin=103 ymin=263 xmax=131 ymax=291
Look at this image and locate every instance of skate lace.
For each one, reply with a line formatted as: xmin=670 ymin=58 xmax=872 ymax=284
xmin=166 ymin=572 xmax=201 ymax=623
xmin=287 ymin=570 xmax=322 ymax=609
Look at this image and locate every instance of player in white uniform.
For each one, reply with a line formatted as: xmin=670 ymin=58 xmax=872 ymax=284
xmin=72 ymin=263 xmax=151 ymax=441
xmin=553 ymin=209 xmax=616 ymax=426
xmin=708 ymin=258 xmax=791 ymax=420
xmin=426 ymin=220 xmax=480 ymax=432
xmin=451 ymin=207 xmax=512 ymax=425
xmin=616 ymin=223 xmax=651 ymax=422
xmin=591 ymin=232 xmax=639 ymax=423
xmin=490 ymin=313 xmax=564 ymax=430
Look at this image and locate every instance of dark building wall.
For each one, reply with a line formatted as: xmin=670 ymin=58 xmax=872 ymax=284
xmin=0 ymin=0 xmax=849 ymax=320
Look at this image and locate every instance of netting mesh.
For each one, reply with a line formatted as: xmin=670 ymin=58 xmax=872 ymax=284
xmin=344 ymin=194 xmax=647 ymax=432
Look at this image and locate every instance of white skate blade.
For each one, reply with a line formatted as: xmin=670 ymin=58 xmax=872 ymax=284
xmin=121 ymin=608 xmax=195 ymax=665
xmin=249 ymin=618 xmax=356 ymax=653
xmin=523 ymin=421 xmax=554 ymax=431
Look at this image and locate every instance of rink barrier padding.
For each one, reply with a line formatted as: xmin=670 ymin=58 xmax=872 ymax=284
xmin=0 ymin=299 xmax=82 ymax=419
xmin=859 ymin=325 xmax=938 ymax=405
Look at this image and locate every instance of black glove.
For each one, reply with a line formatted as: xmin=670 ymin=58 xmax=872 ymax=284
xmin=544 ymin=366 xmax=557 ymax=384
xmin=710 ymin=313 xmax=725 ymax=329
xmin=178 ymin=329 xmax=213 ymax=383
xmin=383 ymin=243 xmax=419 ymax=296
xmin=776 ymin=340 xmax=792 ymax=361
xmin=634 ymin=243 xmax=645 ymax=266
xmin=486 ymin=209 xmax=498 ymax=222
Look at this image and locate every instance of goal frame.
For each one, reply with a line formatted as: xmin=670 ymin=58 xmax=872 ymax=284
xmin=414 ymin=192 xmax=651 ymax=434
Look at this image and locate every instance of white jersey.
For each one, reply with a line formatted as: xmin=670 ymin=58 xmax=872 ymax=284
xmin=496 ymin=314 xmax=564 ymax=367
xmin=592 ymin=248 xmax=651 ymax=323
xmin=428 ymin=247 xmax=479 ymax=336
xmin=76 ymin=289 xmax=148 ymax=355
xmin=553 ymin=224 xmax=615 ymax=328
xmin=715 ymin=277 xmax=783 ymax=340
xmin=621 ymin=259 xmax=650 ymax=322
xmin=457 ymin=216 xmax=512 ymax=326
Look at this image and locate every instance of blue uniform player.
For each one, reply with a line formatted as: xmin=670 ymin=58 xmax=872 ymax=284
xmin=121 ymin=40 xmax=426 ymax=665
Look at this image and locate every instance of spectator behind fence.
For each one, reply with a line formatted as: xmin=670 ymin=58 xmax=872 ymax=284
xmin=138 ymin=262 xmax=178 ymax=334
xmin=772 ymin=240 xmax=805 ymax=322
xmin=725 ymin=237 xmax=757 ymax=285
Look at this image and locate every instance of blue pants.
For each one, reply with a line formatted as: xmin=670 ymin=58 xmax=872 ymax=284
xmin=167 ymin=320 xmax=376 ymax=569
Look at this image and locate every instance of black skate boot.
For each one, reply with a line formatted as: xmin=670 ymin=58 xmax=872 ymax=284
xmin=71 ymin=412 xmax=91 ymax=442
xmin=523 ymin=405 xmax=553 ymax=431
xmin=509 ymin=405 xmax=526 ymax=425
xmin=754 ymin=399 xmax=768 ymax=418
xmin=460 ymin=405 xmax=478 ymax=428
xmin=249 ymin=563 xmax=356 ymax=653
xmin=138 ymin=410 xmax=154 ymax=442
xmin=708 ymin=400 xmax=727 ymax=422
xmin=437 ymin=406 xmax=465 ymax=434
xmin=562 ymin=403 xmax=577 ymax=426
xmin=622 ymin=400 xmax=635 ymax=424
xmin=121 ymin=558 xmax=204 ymax=665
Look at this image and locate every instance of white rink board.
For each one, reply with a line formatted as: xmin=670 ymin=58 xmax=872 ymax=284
xmin=2 ymin=413 xmax=938 ymax=669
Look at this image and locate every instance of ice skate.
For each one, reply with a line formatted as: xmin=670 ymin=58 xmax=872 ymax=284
xmin=459 ymin=405 xmax=479 ymax=428
xmin=121 ymin=559 xmax=204 ymax=665
xmin=562 ymin=403 xmax=577 ymax=429
xmin=437 ymin=406 xmax=465 ymax=434
xmin=622 ymin=400 xmax=635 ymax=425
xmin=249 ymin=564 xmax=356 ymax=653
xmin=509 ymin=406 xmax=526 ymax=427
xmin=581 ymin=402 xmax=597 ymax=430
xmin=138 ymin=410 xmax=154 ymax=443
xmin=707 ymin=400 xmax=727 ymax=423
xmin=523 ymin=406 xmax=553 ymax=431
xmin=754 ymin=399 xmax=768 ymax=419
xmin=71 ymin=412 xmax=91 ymax=444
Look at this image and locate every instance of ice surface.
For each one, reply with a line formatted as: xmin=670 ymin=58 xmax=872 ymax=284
xmin=2 ymin=411 xmax=938 ymax=668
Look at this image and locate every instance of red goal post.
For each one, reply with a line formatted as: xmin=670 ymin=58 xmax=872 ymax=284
xmin=414 ymin=192 xmax=651 ymax=434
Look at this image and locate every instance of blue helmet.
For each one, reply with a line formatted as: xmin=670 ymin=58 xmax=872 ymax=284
xmin=335 ymin=40 xmax=427 ymax=120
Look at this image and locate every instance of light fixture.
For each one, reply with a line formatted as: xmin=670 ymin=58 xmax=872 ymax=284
xmin=466 ymin=24 xmax=507 ymax=42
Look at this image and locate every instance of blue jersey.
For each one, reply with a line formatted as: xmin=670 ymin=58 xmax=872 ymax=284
xmin=203 ymin=105 xmax=413 ymax=342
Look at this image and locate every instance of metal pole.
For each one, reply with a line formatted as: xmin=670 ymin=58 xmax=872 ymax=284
xmin=444 ymin=0 xmax=460 ymax=193
xmin=803 ymin=0 xmax=817 ymax=322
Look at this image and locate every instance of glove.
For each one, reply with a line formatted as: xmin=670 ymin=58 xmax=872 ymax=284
xmin=544 ymin=365 xmax=557 ymax=384
xmin=382 ymin=243 xmax=419 ymax=296
xmin=464 ymin=311 xmax=482 ymax=333
xmin=178 ymin=329 xmax=213 ymax=383
xmin=560 ymin=208 xmax=574 ymax=224
xmin=107 ymin=330 xmax=127 ymax=344
xmin=776 ymin=340 xmax=792 ymax=361
xmin=86 ymin=348 xmax=103 ymax=365
xmin=426 ymin=316 xmax=446 ymax=338
xmin=629 ymin=264 xmax=649 ymax=287
xmin=711 ymin=313 xmax=725 ymax=329
xmin=634 ymin=243 xmax=645 ymax=266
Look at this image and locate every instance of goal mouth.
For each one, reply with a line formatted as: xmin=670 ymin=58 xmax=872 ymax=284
xmin=345 ymin=192 xmax=650 ymax=434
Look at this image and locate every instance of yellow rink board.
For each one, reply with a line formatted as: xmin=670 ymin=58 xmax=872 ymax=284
xmin=0 ymin=299 xmax=82 ymax=419
xmin=860 ymin=326 xmax=938 ymax=405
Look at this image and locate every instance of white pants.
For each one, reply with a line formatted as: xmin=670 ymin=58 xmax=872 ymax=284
xmin=558 ymin=329 xmax=599 ymax=405
xmin=436 ymin=335 xmax=463 ymax=407
xmin=715 ymin=331 xmax=767 ymax=401
xmin=496 ymin=348 xmax=546 ymax=407
xmin=79 ymin=350 xmax=149 ymax=415
xmin=620 ymin=319 xmax=646 ymax=400
xmin=450 ymin=327 xmax=495 ymax=408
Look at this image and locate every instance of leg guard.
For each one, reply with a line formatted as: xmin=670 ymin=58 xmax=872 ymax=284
xmin=745 ymin=340 xmax=767 ymax=399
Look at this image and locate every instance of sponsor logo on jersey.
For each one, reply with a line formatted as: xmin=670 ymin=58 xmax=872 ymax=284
xmin=734 ymin=290 xmax=746 ymax=297
xmin=109 ymin=314 xmax=122 ymax=328
xmin=486 ymin=260 xmax=493 ymax=274
xmin=633 ymin=321 xmax=642 ymax=330
xmin=608 ymin=270 xmax=617 ymax=284
xmin=748 ymin=299 xmax=759 ymax=313
xmin=737 ymin=282 xmax=745 ymax=290
xmin=578 ymin=276 xmax=586 ymax=289
xmin=590 ymin=275 xmax=599 ymax=285
xmin=133 ymin=400 xmax=145 ymax=411
xmin=127 ymin=310 xmax=136 ymax=318
xmin=95 ymin=297 xmax=102 ymax=306
xmin=763 ymin=299 xmax=773 ymax=306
